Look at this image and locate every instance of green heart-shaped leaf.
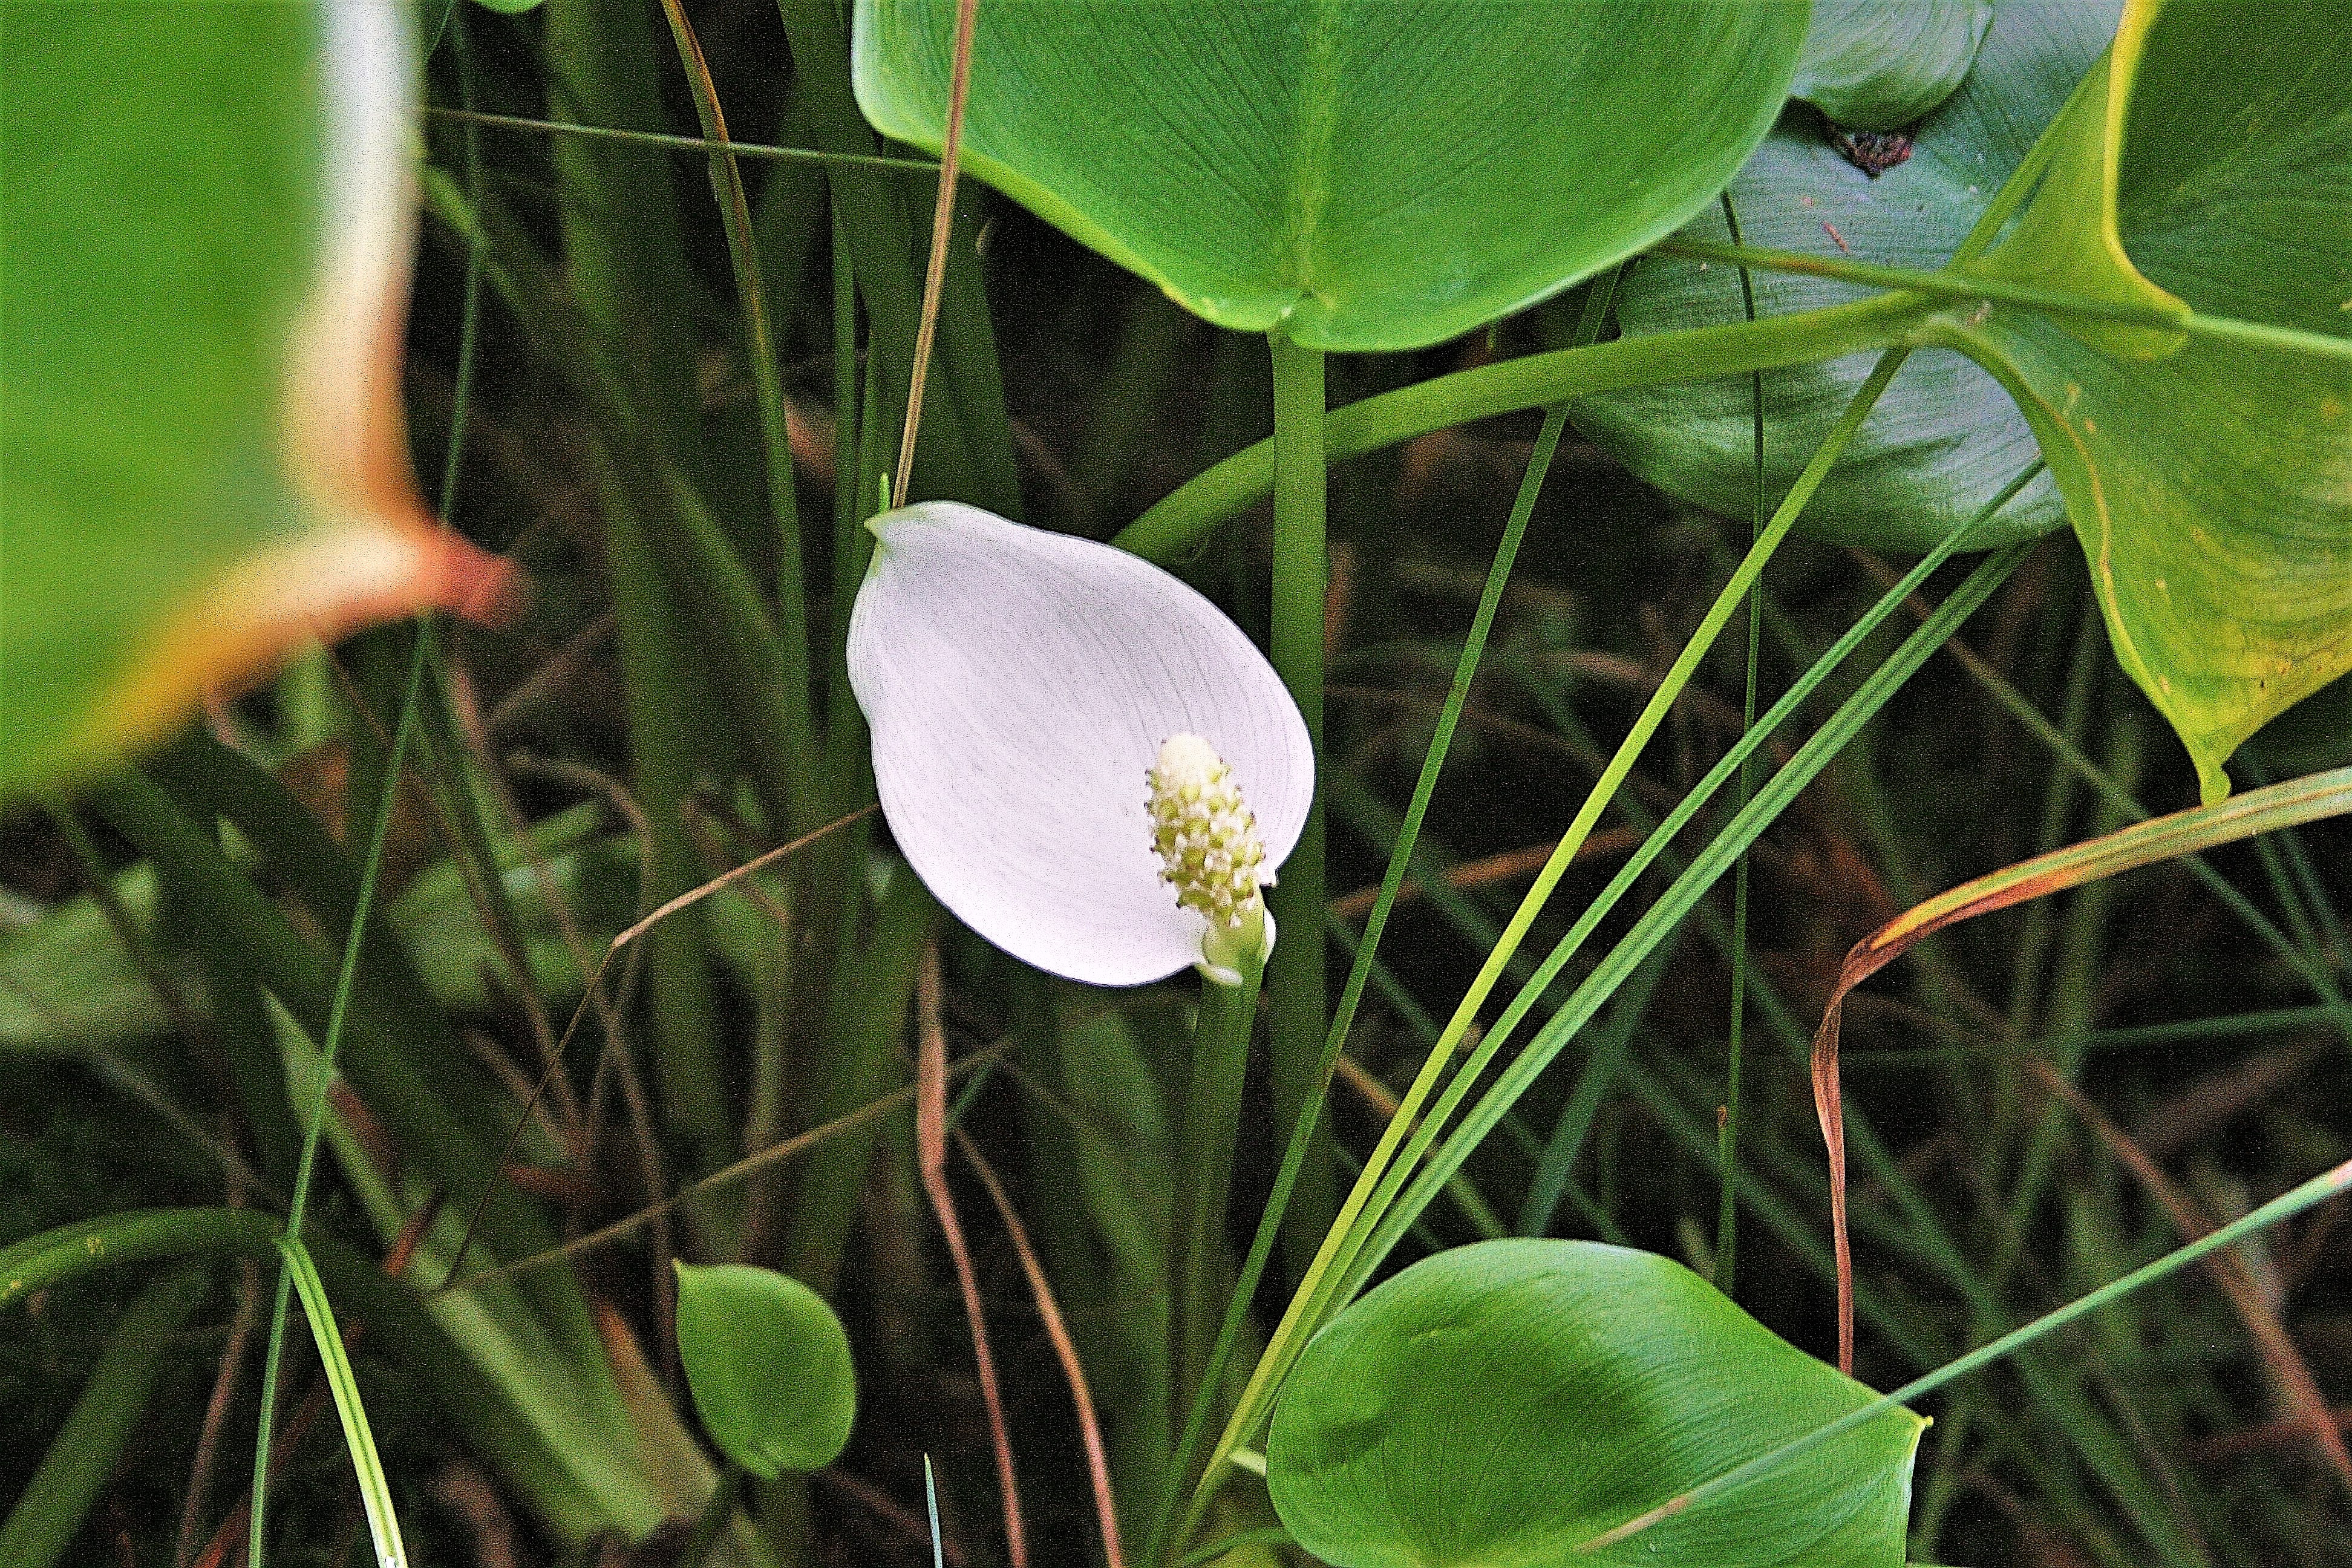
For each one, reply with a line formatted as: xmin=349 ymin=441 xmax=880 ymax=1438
xmin=1933 ymin=0 xmax=2352 ymax=800
xmin=674 ymin=1262 xmax=858 ymax=1478
xmin=1793 ymin=0 xmax=1992 ymax=129
xmin=1266 ymin=1239 xmax=1925 ymax=1568
xmin=1575 ymin=1 xmax=2121 ymax=550
xmin=851 ymin=1 xmax=1809 ymax=351
xmin=0 ymin=3 xmax=512 ymax=802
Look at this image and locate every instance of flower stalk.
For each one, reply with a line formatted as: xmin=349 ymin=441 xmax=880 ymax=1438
xmin=1168 ymin=939 xmax=1266 ymax=1437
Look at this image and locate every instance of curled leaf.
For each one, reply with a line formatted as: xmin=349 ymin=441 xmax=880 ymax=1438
xmin=1933 ymin=0 xmax=2352 ymax=799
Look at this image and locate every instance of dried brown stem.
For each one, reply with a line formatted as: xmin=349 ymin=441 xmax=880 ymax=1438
xmin=955 ymin=1128 xmax=1127 ymax=1568
xmin=916 ymin=945 xmax=1027 ymax=1567
xmin=892 ymin=0 xmax=981 ymax=503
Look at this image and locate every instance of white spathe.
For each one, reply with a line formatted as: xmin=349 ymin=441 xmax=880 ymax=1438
xmin=848 ymin=502 xmax=1313 ymax=986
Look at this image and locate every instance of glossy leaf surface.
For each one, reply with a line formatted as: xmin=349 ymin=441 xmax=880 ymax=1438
xmin=852 ymin=1 xmax=1808 ymax=351
xmin=1934 ymin=0 xmax=2352 ymax=800
xmin=0 ymin=2 xmax=511 ymax=800
xmin=1267 ymin=1239 xmax=1924 ymax=1568
xmin=674 ymin=1262 xmax=858 ymax=1478
xmin=1792 ymin=0 xmax=1992 ymax=129
xmin=1576 ymin=0 xmax=2119 ymax=549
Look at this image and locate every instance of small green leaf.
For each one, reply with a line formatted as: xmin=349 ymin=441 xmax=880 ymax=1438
xmin=1576 ymin=1 xmax=2120 ymax=549
xmin=852 ymin=1 xmax=1809 ymax=351
xmin=1266 ymin=1239 xmax=1925 ymax=1568
xmin=673 ymin=1261 xmax=857 ymax=1478
xmin=1935 ymin=0 xmax=2352 ymax=800
xmin=1792 ymin=0 xmax=1993 ymax=129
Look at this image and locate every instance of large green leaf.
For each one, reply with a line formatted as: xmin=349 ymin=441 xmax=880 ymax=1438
xmin=851 ymin=2 xmax=1809 ymax=352
xmin=0 ymin=2 xmax=511 ymax=800
xmin=1931 ymin=0 xmax=2352 ymax=801
xmin=1792 ymin=0 xmax=1991 ymax=129
xmin=1266 ymin=1240 xmax=1924 ymax=1568
xmin=1575 ymin=0 xmax=2120 ymax=549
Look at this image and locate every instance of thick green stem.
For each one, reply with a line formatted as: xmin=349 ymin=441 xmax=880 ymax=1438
xmin=1119 ymin=293 xmax=1927 ymax=563
xmin=1169 ymin=954 xmax=1266 ymax=1432
xmin=1264 ymin=330 xmax=1334 ymax=1275
xmin=1657 ymin=236 xmax=2352 ymax=363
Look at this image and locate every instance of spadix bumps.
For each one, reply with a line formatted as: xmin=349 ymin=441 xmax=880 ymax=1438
xmin=1149 ymin=733 xmax=1276 ymax=982
xmin=1148 ymin=734 xmax=1272 ymax=933
xmin=846 ymin=503 xmax=1310 ymax=986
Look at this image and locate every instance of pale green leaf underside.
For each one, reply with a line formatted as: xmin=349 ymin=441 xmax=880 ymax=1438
xmin=1792 ymin=0 xmax=1992 ymax=130
xmin=1576 ymin=0 xmax=2118 ymax=550
xmin=852 ymin=1 xmax=1809 ymax=352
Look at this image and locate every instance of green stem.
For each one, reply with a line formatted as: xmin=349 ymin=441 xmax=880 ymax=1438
xmin=1169 ymin=954 xmax=1266 ymax=1429
xmin=1119 ymin=293 xmax=1927 ymax=563
xmin=1714 ymin=189 xmax=1764 ymax=1294
xmin=249 ymin=33 xmax=495 ymax=1544
xmin=0 ymin=1263 xmax=213 ymax=1568
xmin=676 ymin=1460 xmax=745 ymax=1568
xmin=249 ymin=620 xmax=431 ymax=1568
xmin=1359 ymin=544 xmax=2030 ymax=1292
xmin=423 ymin=104 xmax=940 ymax=175
xmin=1331 ymin=353 xmax=1914 ymax=1300
xmin=1657 ymin=237 xmax=2352 ymax=364
xmin=1264 ymin=330 xmax=1332 ymax=1275
xmin=655 ymin=0 xmax=815 ymax=828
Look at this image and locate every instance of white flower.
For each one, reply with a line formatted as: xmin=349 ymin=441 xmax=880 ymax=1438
xmin=846 ymin=502 xmax=1312 ymax=986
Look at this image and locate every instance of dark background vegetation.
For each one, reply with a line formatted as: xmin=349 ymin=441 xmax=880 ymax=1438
xmin=5 ymin=2 xmax=2348 ymax=1564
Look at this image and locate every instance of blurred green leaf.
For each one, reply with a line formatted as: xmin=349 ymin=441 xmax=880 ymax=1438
xmin=0 ymin=3 xmax=510 ymax=800
xmin=1575 ymin=0 xmax=2118 ymax=549
xmin=1266 ymin=1239 xmax=1924 ymax=1568
xmin=1932 ymin=0 xmax=2352 ymax=800
xmin=0 ymin=806 xmax=633 ymax=1058
xmin=1792 ymin=0 xmax=1993 ymax=129
xmin=852 ymin=1 xmax=1808 ymax=351
xmin=674 ymin=1261 xmax=858 ymax=1478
